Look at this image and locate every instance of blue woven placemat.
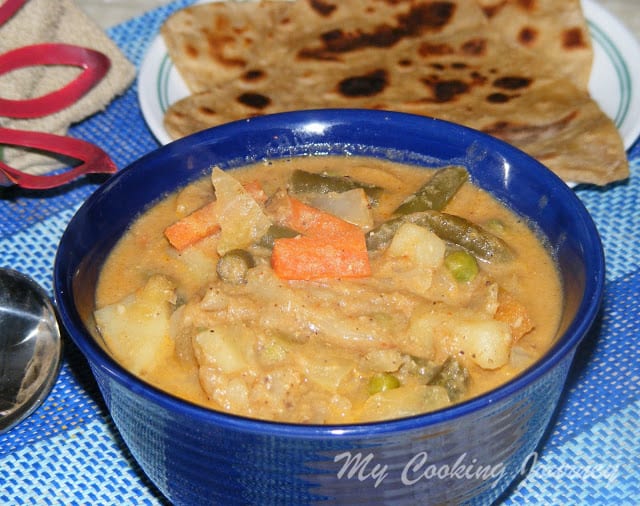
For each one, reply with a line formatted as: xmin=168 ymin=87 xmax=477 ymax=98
xmin=1 ymin=1 xmax=638 ymax=504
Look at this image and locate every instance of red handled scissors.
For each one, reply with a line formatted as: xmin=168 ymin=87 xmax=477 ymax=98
xmin=0 ymin=127 xmax=116 ymax=190
xmin=0 ymin=0 xmax=117 ymax=189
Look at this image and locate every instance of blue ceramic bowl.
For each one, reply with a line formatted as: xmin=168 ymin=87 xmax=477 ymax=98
xmin=53 ymin=110 xmax=604 ymax=505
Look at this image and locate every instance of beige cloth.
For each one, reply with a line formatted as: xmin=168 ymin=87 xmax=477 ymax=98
xmin=0 ymin=0 xmax=135 ymax=174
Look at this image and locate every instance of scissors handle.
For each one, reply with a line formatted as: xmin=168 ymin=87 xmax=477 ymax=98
xmin=0 ymin=0 xmax=26 ymax=26
xmin=0 ymin=43 xmax=111 ymax=119
xmin=0 ymin=128 xmax=116 ymax=190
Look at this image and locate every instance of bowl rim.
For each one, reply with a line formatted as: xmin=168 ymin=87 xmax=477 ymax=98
xmin=53 ymin=109 xmax=605 ymax=438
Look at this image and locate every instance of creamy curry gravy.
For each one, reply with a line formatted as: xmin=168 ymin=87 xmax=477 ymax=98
xmin=95 ymin=157 xmax=562 ymax=424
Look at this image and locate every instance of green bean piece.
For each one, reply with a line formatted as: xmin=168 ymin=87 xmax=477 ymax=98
xmin=415 ymin=211 xmax=514 ymax=262
xmin=412 ymin=357 xmax=441 ymax=384
xmin=444 ymin=250 xmax=479 ymax=282
xmin=366 ymin=210 xmax=514 ymax=262
xmin=429 ymin=357 xmax=469 ymax=402
xmin=365 ymin=216 xmax=407 ymax=251
xmin=259 ymin=224 xmax=299 ymax=249
xmin=290 ymin=170 xmax=383 ymax=205
xmin=393 ymin=166 xmax=468 ymax=215
xmin=216 ymin=249 xmax=255 ymax=284
xmin=368 ymin=372 xmax=401 ymax=395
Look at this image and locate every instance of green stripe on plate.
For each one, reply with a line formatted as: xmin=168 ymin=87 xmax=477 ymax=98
xmin=158 ymin=55 xmax=173 ymax=113
xmin=589 ymin=20 xmax=632 ymax=128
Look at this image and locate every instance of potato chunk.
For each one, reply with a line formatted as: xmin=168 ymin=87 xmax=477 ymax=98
xmin=193 ymin=325 xmax=251 ymax=374
xmin=454 ymin=319 xmax=511 ymax=369
xmin=94 ymin=275 xmax=176 ymax=376
xmin=386 ymin=222 xmax=445 ymax=268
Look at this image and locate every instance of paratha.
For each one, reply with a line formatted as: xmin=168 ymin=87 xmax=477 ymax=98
xmin=160 ymin=0 xmax=629 ymax=185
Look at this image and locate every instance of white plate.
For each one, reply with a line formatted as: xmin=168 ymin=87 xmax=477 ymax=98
xmin=138 ymin=0 xmax=640 ymax=149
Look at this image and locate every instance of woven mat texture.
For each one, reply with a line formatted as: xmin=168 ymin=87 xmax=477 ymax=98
xmin=1 ymin=1 xmax=638 ymax=504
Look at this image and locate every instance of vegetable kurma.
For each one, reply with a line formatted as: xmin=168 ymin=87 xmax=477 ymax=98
xmin=94 ymin=156 xmax=562 ymax=424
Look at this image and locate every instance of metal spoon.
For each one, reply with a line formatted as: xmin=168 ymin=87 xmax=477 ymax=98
xmin=0 ymin=268 xmax=62 ymax=433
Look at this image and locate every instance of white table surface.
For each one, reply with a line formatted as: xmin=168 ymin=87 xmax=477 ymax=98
xmin=76 ymin=0 xmax=639 ymax=41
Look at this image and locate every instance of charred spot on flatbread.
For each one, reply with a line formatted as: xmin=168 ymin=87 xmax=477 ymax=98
xmin=492 ymin=76 xmax=532 ymax=90
xmin=199 ymin=34 xmax=246 ymax=70
xmin=562 ymin=28 xmax=588 ymax=49
xmin=237 ymin=93 xmax=271 ymax=110
xmin=339 ymin=70 xmax=388 ymax=97
xmin=486 ymin=92 xmax=511 ymax=103
xmin=242 ymin=70 xmax=266 ymax=82
xmin=478 ymin=3 xmax=505 ymax=19
xmin=421 ymin=77 xmax=470 ymax=103
xmin=399 ymin=2 xmax=458 ymax=31
xmin=461 ymin=38 xmax=487 ymax=55
xmin=518 ymin=27 xmax=538 ymax=45
xmin=517 ymin=0 xmax=535 ymax=11
xmin=197 ymin=106 xmax=217 ymax=118
xmin=419 ymin=42 xmax=454 ymax=56
xmin=309 ymin=0 xmax=338 ymax=17
xmin=469 ymin=70 xmax=488 ymax=85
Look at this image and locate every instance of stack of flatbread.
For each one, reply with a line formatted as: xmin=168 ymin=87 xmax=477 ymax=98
xmin=160 ymin=0 xmax=629 ymax=185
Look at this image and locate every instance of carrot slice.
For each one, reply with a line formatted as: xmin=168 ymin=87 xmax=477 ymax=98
xmin=494 ymin=289 xmax=534 ymax=341
xmin=164 ymin=201 xmax=220 ymax=251
xmin=272 ymin=235 xmax=371 ymax=280
xmin=271 ymin=197 xmax=371 ymax=280
xmin=284 ymin=196 xmax=362 ymax=239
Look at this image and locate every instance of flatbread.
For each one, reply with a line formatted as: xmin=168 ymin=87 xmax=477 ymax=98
xmin=160 ymin=0 xmax=629 ymax=185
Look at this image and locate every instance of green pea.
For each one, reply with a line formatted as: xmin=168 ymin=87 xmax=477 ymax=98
xmin=216 ymin=249 xmax=255 ymax=284
xmin=368 ymin=373 xmax=401 ymax=395
xmin=444 ymin=250 xmax=479 ymax=282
